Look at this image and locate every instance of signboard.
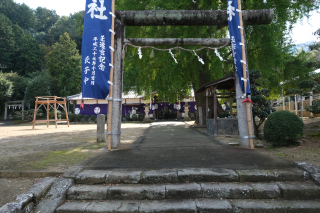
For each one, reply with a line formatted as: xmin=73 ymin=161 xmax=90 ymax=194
xmin=81 ymin=0 xmax=112 ymax=99
xmin=227 ymin=0 xmax=251 ymax=94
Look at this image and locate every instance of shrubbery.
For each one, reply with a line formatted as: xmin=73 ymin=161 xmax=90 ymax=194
xmin=69 ymin=113 xmax=75 ymax=122
xmin=263 ymin=110 xmax=304 ymax=147
xmin=83 ymin=115 xmax=89 ymax=121
xmin=90 ymin=115 xmax=96 ymax=121
xmin=75 ymin=114 xmax=82 ymax=122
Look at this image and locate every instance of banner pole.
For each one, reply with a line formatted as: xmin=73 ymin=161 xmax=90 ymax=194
xmin=107 ymin=0 xmax=115 ymax=151
xmin=237 ymin=0 xmax=254 ymax=149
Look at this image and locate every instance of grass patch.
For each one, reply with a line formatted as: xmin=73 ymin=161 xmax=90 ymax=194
xmin=84 ymin=142 xmax=106 ymax=149
xmin=309 ymin=132 xmax=320 ymax=138
xmin=11 ymin=120 xmax=27 ymax=124
xmin=30 ymin=148 xmax=95 ymax=169
xmin=275 ymin=153 xmax=284 ymax=157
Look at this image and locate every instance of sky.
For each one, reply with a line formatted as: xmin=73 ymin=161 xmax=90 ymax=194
xmin=13 ymin=0 xmax=320 ymax=45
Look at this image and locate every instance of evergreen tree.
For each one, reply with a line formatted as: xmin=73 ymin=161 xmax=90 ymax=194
xmin=46 ymin=32 xmax=81 ymax=97
xmin=0 ymin=13 xmax=15 ymax=73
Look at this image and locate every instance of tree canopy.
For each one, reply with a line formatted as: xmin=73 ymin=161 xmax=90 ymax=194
xmin=46 ymin=32 xmax=82 ymax=97
xmin=116 ymin=0 xmax=320 ymax=103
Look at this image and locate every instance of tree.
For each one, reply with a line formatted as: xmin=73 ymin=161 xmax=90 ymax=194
xmin=0 ymin=0 xmax=37 ymax=30
xmin=44 ymin=13 xmax=82 ymax=51
xmin=24 ymin=70 xmax=57 ymax=104
xmin=0 ymin=72 xmax=13 ymax=115
xmin=115 ymin=0 xmax=319 ymax=123
xmin=34 ymin=7 xmax=60 ymax=33
xmin=46 ymin=32 xmax=81 ymax=97
xmin=2 ymin=72 xmax=29 ymax=101
xmin=11 ymin=27 xmax=44 ymax=76
xmin=0 ymin=13 xmax=15 ymax=73
xmin=250 ymin=70 xmax=275 ymax=136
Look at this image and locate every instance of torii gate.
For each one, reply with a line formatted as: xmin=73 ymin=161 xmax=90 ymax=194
xmin=107 ymin=9 xmax=274 ymax=149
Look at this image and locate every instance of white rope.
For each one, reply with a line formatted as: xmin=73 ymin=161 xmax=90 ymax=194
xmin=109 ymin=46 xmax=114 ymax=52
xmin=138 ymin=47 xmax=142 ymax=59
xmin=215 ymin=49 xmax=224 ymax=61
xmin=109 ymin=29 xmax=115 ymax=35
xmin=109 ymin=12 xmax=116 ymax=18
xmin=169 ymin=49 xmax=178 ymax=64
xmin=124 ymin=43 xmax=229 ymax=63
xmin=58 ymin=103 xmax=65 ymax=111
xmin=36 ymin=103 xmax=44 ymax=112
xmin=193 ymin=50 xmax=204 ymax=65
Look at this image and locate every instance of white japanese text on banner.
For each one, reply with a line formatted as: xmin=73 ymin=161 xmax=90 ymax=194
xmin=82 ymin=0 xmax=112 ymax=99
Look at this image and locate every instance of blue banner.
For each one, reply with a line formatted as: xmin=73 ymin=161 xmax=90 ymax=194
xmin=81 ymin=0 xmax=112 ymax=99
xmin=227 ymin=0 xmax=251 ymax=94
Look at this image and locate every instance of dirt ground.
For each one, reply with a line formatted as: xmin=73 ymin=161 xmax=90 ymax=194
xmin=0 ymin=122 xmax=150 ymax=207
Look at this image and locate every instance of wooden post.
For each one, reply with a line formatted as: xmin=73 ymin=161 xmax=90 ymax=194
xmin=237 ymin=0 xmax=254 ymax=149
xmin=230 ymin=96 xmax=233 ymax=117
xmin=282 ymin=90 xmax=285 ymax=110
xmin=4 ymin=102 xmax=7 ymax=120
xmin=64 ymin=98 xmax=70 ymax=127
xmin=289 ymin=98 xmax=291 ymax=112
xmin=295 ymin=95 xmax=298 ymax=115
xmin=22 ymin=101 xmax=25 ymax=120
xmin=32 ymin=97 xmax=38 ymax=129
xmin=47 ymin=99 xmax=49 ymax=128
xmin=301 ymin=96 xmax=304 ymax=118
xmin=54 ymin=96 xmax=57 ymax=128
xmin=213 ymin=87 xmax=218 ymax=135
xmin=206 ymin=90 xmax=209 ymax=120
xmin=107 ymin=0 xmax=115 ymax=151
xmin=310 ymin=92 xmax=313 ymax=117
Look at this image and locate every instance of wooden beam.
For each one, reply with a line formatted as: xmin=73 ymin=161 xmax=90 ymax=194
xmin=125 ymin=38 xmax=230 ymax=46
xmin=216 ymin=93 xmax=235 ymax=96
xmin=116 ymin=10 xmax=274 ymax=26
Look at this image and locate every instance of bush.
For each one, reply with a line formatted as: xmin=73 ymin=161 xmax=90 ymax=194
xmin=90 ymin=115 xmax=96 ymax=121
xmin=49 ymin=111 xmax=55 ymax=119
xmin=83 ymin=115 xmax=89 ymax=121
xmin=105 ymin=114 xmax=108 ymax=121
xmin=132 ymin=114 xmax=138 ymax=121
xmin=264 ymin=111 xmax=304 ymax=147
xmin=75 ymin=114 xmax=82 ymax=122
xmin=61 ymin=113 xmax=66 ymax=119
xmin=125 ymin=114 xmax=130 ymax=121
xmin=139 ymin=114 xmax=145 ymax=121
xmin=69 ymin=113 xmax=75 ymax=122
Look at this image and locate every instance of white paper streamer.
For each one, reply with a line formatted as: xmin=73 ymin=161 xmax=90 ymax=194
xmin=138 ymin=47 xmax=142 ymax=59
xmin=169 ymin=49 xmax=178 ymax=64
xmin=193 ymin=50 xmax=204 ymax=65
xmin=215 ymin=49 xmax=224 ymax=61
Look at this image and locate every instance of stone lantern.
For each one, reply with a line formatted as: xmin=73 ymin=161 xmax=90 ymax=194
xmin=183 ymin=104 xmax=191 ymax=121
xmin=142 ymin=105 xmax=152 ymax=123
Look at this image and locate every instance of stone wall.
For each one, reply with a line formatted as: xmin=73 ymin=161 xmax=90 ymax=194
xmin=207 ymin=118 xmax=239 ymax=135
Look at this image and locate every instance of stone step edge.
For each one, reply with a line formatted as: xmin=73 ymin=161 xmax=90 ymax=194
xmin=0 ymin=170 xmax=62 ymax=178
xmin=67 ymin=181 xmax=320 ymax=201
xmin=56 ymin=199 xmax=320 ymax=213
xmin=64 ymin=166 xmax=311 ymax=185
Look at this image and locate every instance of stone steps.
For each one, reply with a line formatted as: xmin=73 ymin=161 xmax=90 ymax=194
xmin=30 ymin=165 xmax=320 ymax=213
xmin=67 ymin=181 xmax=320 ymax=201
xmin=56 ymin=199 xmax=320 ymax=213
xmin=70 ymin=168 xmax=311 ymax=185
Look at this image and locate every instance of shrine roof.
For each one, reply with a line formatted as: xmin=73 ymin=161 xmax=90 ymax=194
xmin=196 ymin=74 xmax=235 ymax=94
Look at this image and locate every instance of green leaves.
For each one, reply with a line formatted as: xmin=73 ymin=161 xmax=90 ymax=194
xmin=0 ymin=73 xmax=13 ymax=103
xmin=46 ymin=32 xmax=81 ymax=97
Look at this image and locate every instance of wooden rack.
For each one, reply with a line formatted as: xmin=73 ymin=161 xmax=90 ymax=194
xmin=32 ymin=96 xmax=69 ymax=129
